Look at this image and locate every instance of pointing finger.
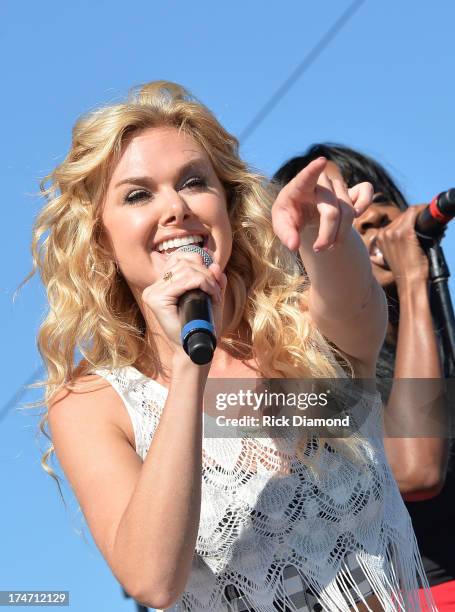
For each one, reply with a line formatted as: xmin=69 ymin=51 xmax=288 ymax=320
xmin=273 ymin=157 xmax=327 ymax=251
xmin=283 ymin=157 xmax=328 ymax=206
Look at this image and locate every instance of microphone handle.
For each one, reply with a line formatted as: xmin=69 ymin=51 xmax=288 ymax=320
xmin=178 ymin=289 xmax=217 ymax=365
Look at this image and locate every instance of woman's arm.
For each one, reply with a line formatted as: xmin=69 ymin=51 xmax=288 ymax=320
xmin=271 ymin=158 xmax=387 ymax=372
xmin=50 ymin=351 xmax=209 ymax=610
xmin=383 ymin=278 xmax=448 ymax=500
xmin=299 ymin=224 xmax=388 ymax=370
xmin=368 ymin=204 xmax=449 ymax=500
xmin=112 ymin=351 xmax=209 ymax=608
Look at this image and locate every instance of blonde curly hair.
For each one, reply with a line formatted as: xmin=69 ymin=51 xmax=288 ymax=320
xmin=22 ymin=80 xmax=364 ymax=501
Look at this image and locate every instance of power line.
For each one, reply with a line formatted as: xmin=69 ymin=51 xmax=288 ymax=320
xmin=0 ymin=365 xmax=44 ymax=423
xmin=239 ymin=0 xmax=366 ymax=143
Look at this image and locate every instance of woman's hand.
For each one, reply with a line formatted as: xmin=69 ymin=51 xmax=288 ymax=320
xmin=272 ymin=157 xmax=373 ymax=253
xmin=374 ymin=204 xmax=430 ymax=289
xmin=141 ymin=251 xmax=227 ymax=351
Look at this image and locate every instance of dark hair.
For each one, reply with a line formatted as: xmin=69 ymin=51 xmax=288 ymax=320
xmin=273 ymin=143 xmax=409 ymax=212
xmin=274 ymin=143 xmax=454 ymax=381
xmin=273 ymin=143 xmax=403 ymax=392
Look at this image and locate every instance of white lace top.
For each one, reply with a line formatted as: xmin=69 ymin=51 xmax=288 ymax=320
xmin=94 ymin=365 xmax=435 ymax=612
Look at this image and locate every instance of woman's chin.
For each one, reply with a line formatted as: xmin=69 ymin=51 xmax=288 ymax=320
xmin=371 ymin=263 xmax=395 ymax=288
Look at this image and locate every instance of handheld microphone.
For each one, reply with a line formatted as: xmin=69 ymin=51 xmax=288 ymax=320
xmin=415 ymin=188 xmax=455 ymax=241
xmin=176 ymin=244 xmax=217 ymax=365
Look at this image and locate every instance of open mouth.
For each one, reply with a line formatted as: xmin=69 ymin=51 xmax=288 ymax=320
xmin=153 ymin=234 xmax=209 ymax=260
xmin=369 ymin=238 xmax=389 ymax=270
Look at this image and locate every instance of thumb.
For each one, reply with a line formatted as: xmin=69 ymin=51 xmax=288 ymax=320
xmin=209 ymin=263 xmax=228 ymax=298
xmin=209 ymin=263 xmax=227 ymax=289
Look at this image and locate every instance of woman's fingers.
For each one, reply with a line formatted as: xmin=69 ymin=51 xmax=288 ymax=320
xmin=271 ymin=207 xmax=302 ymax=251
xmin=141 ymin=251 xmax=227 ymax=348
xmin=272 ymin=159 xmax=371 ymax=253
xmin=348 ymin=182 xmax=374 ymax=217
xmin=323 ymin=177 xmax=356 ymax=249
xmin=272 ymin=157 xmax=327 ymax=251
xmin=313 ymin=178 xmax=372 ymax=252
xmin=208 ymin=263 xmax=228 ymax=294
xmin=312 ymin=175 xmax=341 ymax=252
xmin=161 ymin=253 xmax=224 ymax=302
xmin=285 ymin=157 xmax=328 ymax=205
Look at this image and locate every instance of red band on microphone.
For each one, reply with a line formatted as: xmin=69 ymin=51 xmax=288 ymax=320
xmin=429 ymin=196 xmax=452 ymax=224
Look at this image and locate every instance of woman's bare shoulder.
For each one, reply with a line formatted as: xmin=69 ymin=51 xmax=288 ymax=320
xmin=47 ymin=372 xmax=143 ymax=582
xmin=48 ymin=372 xmax=136 ymax=449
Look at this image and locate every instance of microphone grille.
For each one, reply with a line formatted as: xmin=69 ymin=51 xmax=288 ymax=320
xmin=176 ymin=244 xmax=213 ymax=268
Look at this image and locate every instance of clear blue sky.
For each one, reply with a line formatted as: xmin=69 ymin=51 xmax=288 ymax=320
xmin=2 ymin=2 xmax=454 ymax=611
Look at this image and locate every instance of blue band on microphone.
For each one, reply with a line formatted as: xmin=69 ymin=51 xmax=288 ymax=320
xmin=181 ymin=319 xmax=215 ymax=343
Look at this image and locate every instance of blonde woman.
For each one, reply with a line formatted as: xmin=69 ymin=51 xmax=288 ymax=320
xmin=28 ymin=82 xmax=434 ymax=611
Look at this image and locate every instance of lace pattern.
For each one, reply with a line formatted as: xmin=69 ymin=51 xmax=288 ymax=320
xmin=94 ymin=366 xmax=436 ymax=611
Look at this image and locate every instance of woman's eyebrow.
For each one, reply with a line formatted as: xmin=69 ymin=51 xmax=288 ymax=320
xmin=114 ymin=159 xmax=209 ymax=189
xmin=114 ymin=175 xmax=154 ymax=189
xmin=177 ymin=159 xmax=208 ymax=178
xmin=372 ymin=192 xmax=392 ymax=205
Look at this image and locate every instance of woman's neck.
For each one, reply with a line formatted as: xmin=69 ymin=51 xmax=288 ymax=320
xmin=135 ymin=283 xmax=253 ymax=381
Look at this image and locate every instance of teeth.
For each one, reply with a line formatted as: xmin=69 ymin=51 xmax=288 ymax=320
xmin=156 ymin=234 xmax=204 ymax=253
xmin=369 ymin=238 xmax=382 ymax=258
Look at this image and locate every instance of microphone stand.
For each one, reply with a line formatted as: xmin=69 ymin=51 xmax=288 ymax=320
xmin=421 ymin=236 xmax=455 ymax=378
xmin=417 ymin=234 xmax=455 ymax=440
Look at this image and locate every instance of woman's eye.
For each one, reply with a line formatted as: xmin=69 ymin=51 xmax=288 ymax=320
xmin=124 ymin=189 xmax=150 ymax=204
xmin=182 ymin=176 xmax=207 ymax=190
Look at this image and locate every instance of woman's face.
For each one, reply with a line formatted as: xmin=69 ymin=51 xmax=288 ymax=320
xmin=101 ymin=126 xmax=232 ymax=293
xmin=324 ymin=161 xmax=402 ymax=289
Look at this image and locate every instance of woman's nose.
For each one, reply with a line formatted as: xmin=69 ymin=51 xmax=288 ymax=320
xmin=354 ymin=206 xmax=390 ymax=234
xmin=158 ymin=193 xmax=193 ymax=226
